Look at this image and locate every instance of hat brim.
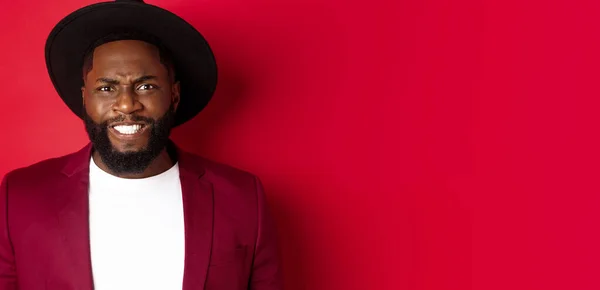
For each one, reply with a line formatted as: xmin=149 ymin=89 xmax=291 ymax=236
xmin=45 ymin=1 xmax=218 ymax=127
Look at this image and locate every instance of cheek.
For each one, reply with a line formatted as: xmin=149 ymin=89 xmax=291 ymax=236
xmin=139 ymin=96 xmax=172 ymax=114
xmin=84 ymin=97 xmax=112 ymax=120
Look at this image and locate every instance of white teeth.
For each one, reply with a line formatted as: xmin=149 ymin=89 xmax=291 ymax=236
xmin=113 ymin=124 xmax=142 ymax=135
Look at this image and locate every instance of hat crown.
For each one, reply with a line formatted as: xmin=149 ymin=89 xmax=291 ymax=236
xmin=115 ymin=0 xmax=145 ymax=3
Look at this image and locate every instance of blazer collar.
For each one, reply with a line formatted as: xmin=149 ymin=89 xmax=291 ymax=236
xmin=60 ymin=140 xmax=206 ymax=179
xmin=56 ymin=140 xmax=214 ymax=290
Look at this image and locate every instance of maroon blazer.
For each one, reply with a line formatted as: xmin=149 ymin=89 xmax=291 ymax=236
xmin=0 ymin=142 xmax=283 ymax=290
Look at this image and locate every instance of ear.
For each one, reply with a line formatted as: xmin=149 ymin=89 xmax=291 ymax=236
xmin=171 ymin=81 xmax=181 ymax=111
xmin=81 ymin=86 xmax=86 ymax=105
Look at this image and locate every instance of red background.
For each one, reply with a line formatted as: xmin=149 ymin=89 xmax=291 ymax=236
xmin=1 ymin=0 xmax=600 ymax=289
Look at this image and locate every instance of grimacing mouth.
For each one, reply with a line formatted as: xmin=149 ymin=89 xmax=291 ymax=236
xmin=109 ymin=122 xmax=148 ymax=135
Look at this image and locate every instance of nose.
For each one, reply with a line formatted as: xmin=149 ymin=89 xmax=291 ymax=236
xmin=112 ymin=86 xmax=142 ymax=115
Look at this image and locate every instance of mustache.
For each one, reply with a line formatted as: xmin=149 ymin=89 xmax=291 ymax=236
xmin=101 ymin=114 xmax=155 ymax=126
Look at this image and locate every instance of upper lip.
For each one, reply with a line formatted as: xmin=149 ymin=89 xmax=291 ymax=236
xmin=109 ymin=121 xmax=147 ymax=128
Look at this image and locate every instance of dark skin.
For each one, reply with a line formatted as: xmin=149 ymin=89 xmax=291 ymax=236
xmin=82 ymin=40 xmax=180 ymax=179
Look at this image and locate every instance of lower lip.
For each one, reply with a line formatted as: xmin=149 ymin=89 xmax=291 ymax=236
xmin=108 ymin=126 xmax=149 ymax=140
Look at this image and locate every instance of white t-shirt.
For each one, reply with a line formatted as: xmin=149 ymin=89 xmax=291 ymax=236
xmin=88 ymin=158 xmax=185 ymax=290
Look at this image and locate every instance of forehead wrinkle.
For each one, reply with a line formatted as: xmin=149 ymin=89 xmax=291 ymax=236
xmin=91 ymin=58 xmax=164 ymax=79
xmin=93 ymin=56 xmax=156 ymax=71
xmin=90 ymin=59 xmax=157 ymax=78
xmin=90 ymin=70 xmax=151 ymax=83
xmin=115 ymin=71 xmax=151 ymax=80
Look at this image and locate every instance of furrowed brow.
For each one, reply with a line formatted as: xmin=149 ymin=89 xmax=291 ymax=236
xmin=96 ymin=77 xmax=120 ymax=85
xmin=133 ymin=75 xmax=157 ymax=83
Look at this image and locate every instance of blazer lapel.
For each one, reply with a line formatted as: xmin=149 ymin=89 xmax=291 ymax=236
xmin=57 ymin=144 xmax=95 ymax=289
xmin=178 ymin=149 xmax=214 ymax=290
xmin=53 ymin=142 xmax=214 ymax=290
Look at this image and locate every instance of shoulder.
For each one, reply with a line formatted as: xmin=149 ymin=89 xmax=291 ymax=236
xmin=179 ymin=150 xmax=261 ymax=191
xmin=2 ymin=150 xmax=79 ymax=188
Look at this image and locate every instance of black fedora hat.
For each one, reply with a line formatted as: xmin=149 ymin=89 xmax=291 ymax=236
xmin=45 ymin=0 xmax=217 ymax=127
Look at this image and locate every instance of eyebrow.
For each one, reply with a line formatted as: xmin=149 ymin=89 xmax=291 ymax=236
xmin=96 ymin=75 xmax=157 ymax=85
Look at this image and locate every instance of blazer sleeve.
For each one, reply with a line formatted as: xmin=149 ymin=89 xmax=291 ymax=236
xmin=250 ymin=177 xmax=283 ymax=290
xmin=0 ymin=175 xmax=17 ymax=289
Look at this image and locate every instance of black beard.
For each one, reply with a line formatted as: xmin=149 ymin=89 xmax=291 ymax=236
xmin=83 ymin=106 xmax=175 ymax=175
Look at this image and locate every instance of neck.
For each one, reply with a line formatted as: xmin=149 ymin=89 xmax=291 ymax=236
xmin=92 ymin=148 xmax=175 ymax=179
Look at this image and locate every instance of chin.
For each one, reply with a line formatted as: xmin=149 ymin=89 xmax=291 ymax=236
xmin=110 ymin=141 xmax=148 ymax=153
xmin=109 ymin=135 xmax=150 ymax=149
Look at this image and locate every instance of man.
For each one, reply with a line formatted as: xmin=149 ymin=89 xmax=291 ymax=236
xmin=0 ymin=0 xmax=283 ymax=289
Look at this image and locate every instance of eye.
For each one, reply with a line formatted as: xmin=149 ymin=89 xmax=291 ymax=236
xmin=137 ymin=84 xmax=156 ymax=91
xmin=96 ymin=86 xmax=114 ymax=92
